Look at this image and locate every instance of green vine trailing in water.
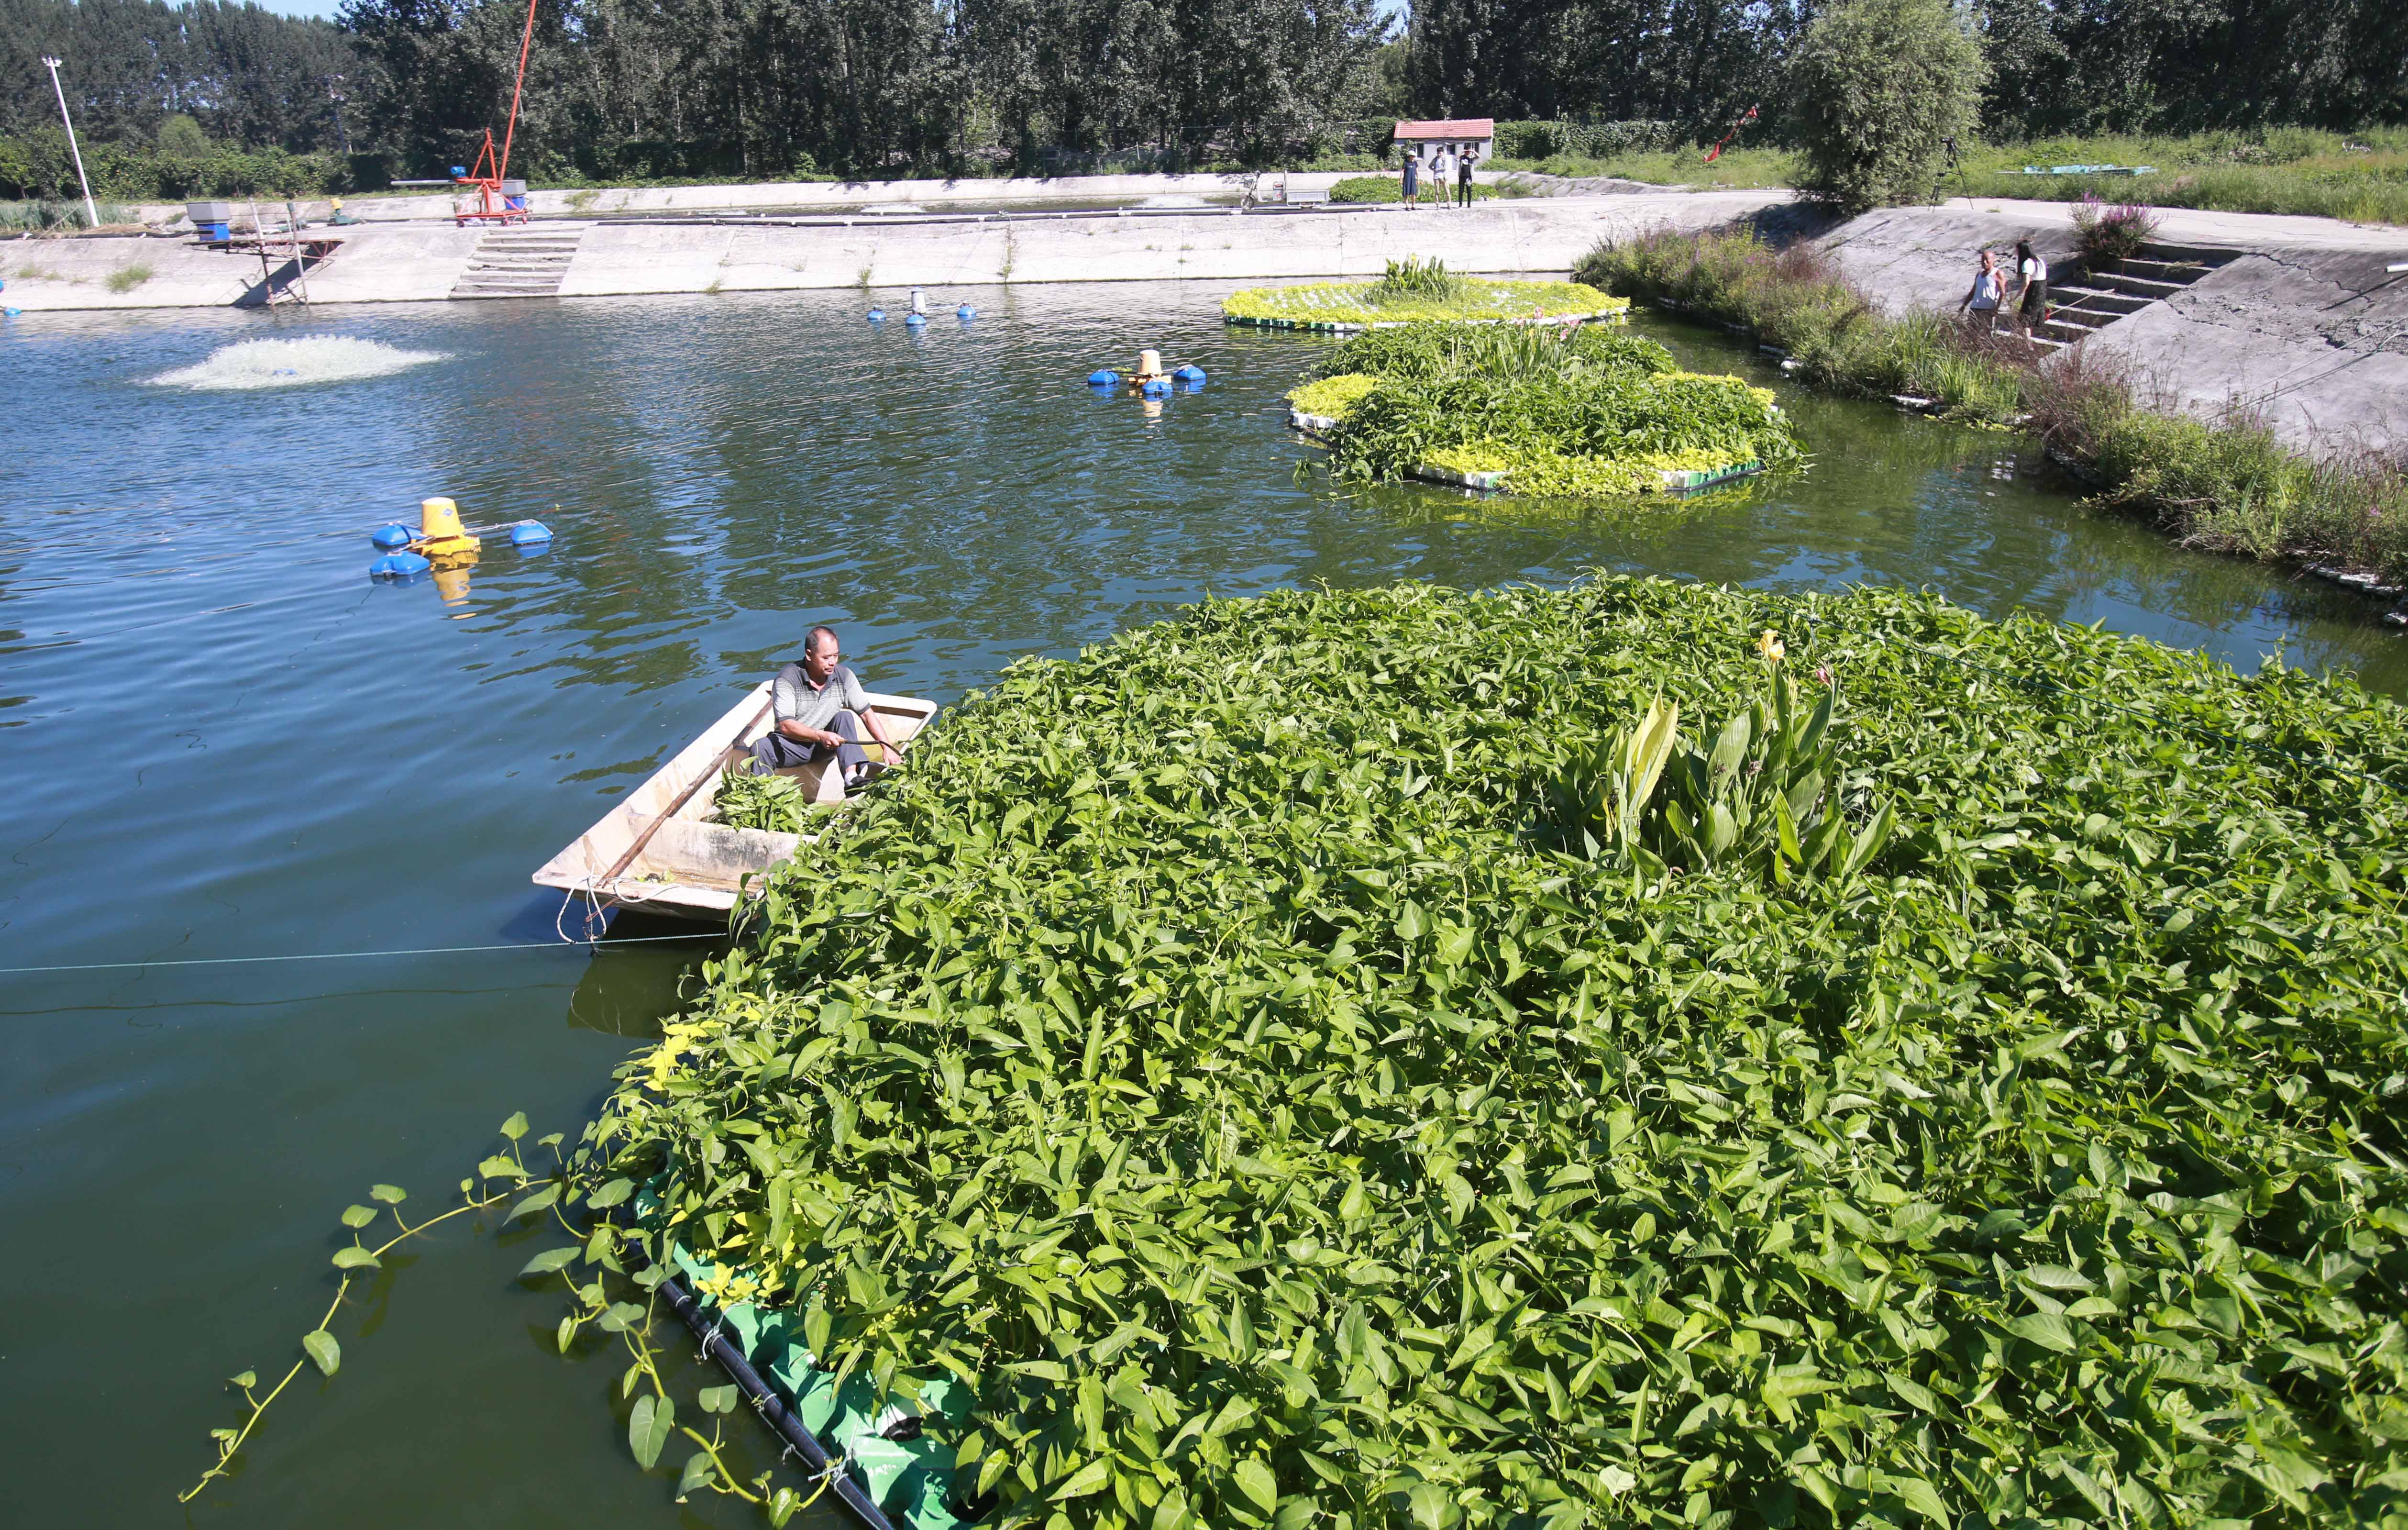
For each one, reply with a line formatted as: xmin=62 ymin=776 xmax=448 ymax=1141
xmin=185 ymin=1109 xmax=827 ymax=1520
xmin=180 ymin=1114 xmax=539 ymax=1503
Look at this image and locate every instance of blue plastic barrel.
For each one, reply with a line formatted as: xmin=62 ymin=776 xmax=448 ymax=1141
xmin=1141 ymin=378 xmax=1171 ymax=398
xmin=370 ymin=523 xmax=414 ymax=549
xmin=1173 ymin=364 xmax=1207 ymax=385
xmin=510 ymin=521 xmax=553 ymax=548
xmin=1087 ymin=370 xmax=1120 ymax=387
xmin=957 ymin=304 xmax=977 ymax=319
xmin=904 ymin=311 xmax=928 ymax=327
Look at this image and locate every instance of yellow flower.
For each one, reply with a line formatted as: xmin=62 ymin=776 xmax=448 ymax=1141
xmin=1755 ymin=629 xmax=1786 ymax=664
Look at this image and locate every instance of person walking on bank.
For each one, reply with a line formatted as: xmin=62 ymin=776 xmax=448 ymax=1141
xmin=2012 ymin=239 xmax=2051 ymax=339
xmin=1957 ymin=249 xmax=2002 ymax=332
xmin=748 ymin=625 xmax=905 ymax=787
xmin=1401 ymin=149 xmax=1421 ymax=208
xmin=1456 ymin=145 xmax=1478 ymax=206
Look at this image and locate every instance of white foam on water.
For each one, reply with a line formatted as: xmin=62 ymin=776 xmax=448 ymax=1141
xmin=148 ymin=336 xmax=448 ymax=391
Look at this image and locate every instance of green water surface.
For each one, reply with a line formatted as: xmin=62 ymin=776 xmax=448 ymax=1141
xmin=1 ymin=284 xmax=2399 ymax=1528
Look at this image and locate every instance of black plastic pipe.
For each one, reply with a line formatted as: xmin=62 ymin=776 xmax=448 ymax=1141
xmin=657 ymin=1274 xmax=902 ymax=1530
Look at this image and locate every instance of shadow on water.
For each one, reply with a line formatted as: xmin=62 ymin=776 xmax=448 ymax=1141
xmin=0 ymin=281 xmax=2399 ymax=1529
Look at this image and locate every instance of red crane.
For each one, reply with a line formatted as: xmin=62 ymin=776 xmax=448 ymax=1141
xmin=453 ymin=0 xmax=541 ymax=225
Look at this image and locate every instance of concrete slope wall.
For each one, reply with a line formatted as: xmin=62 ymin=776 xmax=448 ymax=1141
xmin=1815 ymin=200 xmax=2408 ymax=454
xmin=128 ymin=171 xmax=1390 ymax=228
xmin=556 ymin=192 xmax=1782 ymax=297
xmin=1 ymin=223 xmax=483 ymax=310
xmin=4 ymin=191 xmax=1780 ymax=313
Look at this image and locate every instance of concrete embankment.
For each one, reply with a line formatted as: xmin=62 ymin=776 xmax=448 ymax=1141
xmin=0 ymin=189 xmax=1782 ymax=314
xmin=1811 ymin=199 xmax=2408 ymax=455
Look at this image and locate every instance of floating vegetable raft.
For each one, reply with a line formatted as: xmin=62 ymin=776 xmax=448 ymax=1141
xmin=572 ymin=577 xmax=2408 ymax=1530
xmin=1223 ymin=277 xmax=1629 ymax=332
xmin=1285 ymin=323 xmax=1791 ymax=498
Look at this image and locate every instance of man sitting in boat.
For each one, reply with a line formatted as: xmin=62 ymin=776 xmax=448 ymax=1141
xmin=747 ymin=625 xmax=905 ymax=787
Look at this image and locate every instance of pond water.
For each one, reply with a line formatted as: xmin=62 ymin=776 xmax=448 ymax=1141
xmin=3 ymin=283 xmax=2400 ymax=1528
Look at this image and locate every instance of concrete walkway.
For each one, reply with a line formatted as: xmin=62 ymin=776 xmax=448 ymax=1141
xmin=0 ymin=189 xmax=1784 ymax=313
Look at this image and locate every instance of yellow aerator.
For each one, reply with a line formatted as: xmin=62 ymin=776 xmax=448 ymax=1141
xmin=413 ymin=497 xmax=482 ymax=562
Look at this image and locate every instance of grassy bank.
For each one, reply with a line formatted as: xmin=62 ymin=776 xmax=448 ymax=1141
xmin=1493 ymin=129 xmax=2407 ymax=226
xmin=564 ymin=575 xmax=2408 ymax=1530
xmin=1952 ymin=129 xmax=2408 ymax=227
xmin=1290 ymin=322 xmax=1797 ymax=496
xmin=1575 ymin=227 xmax=2408 ymax=582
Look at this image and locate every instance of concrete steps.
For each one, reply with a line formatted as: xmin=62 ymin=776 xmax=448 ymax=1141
xmin=451 ymin=223 xmax=590 ymax=300
xmin=2034 ymin=238 xmax=2239 ymax=351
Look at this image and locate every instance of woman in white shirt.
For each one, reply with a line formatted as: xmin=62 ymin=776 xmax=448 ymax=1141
xmin=1957 ymin=250 xmax=2002 ymax=332
xmin=2013 ymin=240 xmax=2050 ymax=337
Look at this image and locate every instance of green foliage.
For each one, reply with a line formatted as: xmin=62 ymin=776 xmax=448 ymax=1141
xmin=1493 ymin=120 xmax=1675 ymax=161
xmin=1791 ymin=0 xmax=1988 ymax=212
xmin=1304 ymin=320 xmax=1796 ymax=499
xmin=1286 ymin=373 xmax=1383 ymax=419
xmin=1952 ymin=129 xmax=2408 ymax=227
xmin=717 ymin=771 xmax=810 ymax=834
xmin=1222 ymin=278 xmax=1626 ymax=329
xmin=1314 ymin=321 xmax=1677 ymax=385
xmin=578 ymin=577 xmax=2408 ymax=1530
xmin=104 ymin=262 xmax=152 ymax=293
xmin=1328 ymin=175 xmax=1501 ymax=203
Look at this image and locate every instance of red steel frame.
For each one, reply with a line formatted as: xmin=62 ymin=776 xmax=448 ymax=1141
xmin=454 ymin=0 xmax=541 ymax=225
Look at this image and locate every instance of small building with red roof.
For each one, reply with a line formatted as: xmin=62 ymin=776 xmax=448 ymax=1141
xmin=1392 ymin=118 xmax=1495 ymax=161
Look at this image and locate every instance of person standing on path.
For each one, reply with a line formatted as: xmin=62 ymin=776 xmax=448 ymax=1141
xmin=1957 ymin=250 xmax=2002 ymax=332
xmin=1456 ymin=146 xmax=1478 ymax=206
xmin=2013 ymin=240 xmax=2051 ymax=338
xmin=1429 ymin=144 xmax=1454 ymax=207
xmin=1401 ymin=149 xmax=1421 ymax=208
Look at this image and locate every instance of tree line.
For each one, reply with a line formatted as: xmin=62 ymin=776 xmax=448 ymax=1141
xmin=1409 ymin=0 xmax=2408 ymax=142
xmin=2 ymin=0 xmax=2402 ymax=201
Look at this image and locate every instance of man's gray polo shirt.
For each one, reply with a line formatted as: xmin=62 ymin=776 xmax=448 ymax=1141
xmin=774 ymin=662 xmax=869 ymax=734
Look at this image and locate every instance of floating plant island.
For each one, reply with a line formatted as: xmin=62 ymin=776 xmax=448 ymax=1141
xmin=1288 ymin=323 xmax=1796 ymax=498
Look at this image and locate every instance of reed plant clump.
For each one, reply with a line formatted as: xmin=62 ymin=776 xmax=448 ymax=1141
xmin=2070 ymin=195 xmax=2160 ymax=264
xmin=556 ymin=576 xmax=2408 ymax=1530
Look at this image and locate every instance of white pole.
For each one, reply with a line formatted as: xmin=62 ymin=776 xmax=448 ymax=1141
xmin=40 ymin=56 xmax=100 ymax=229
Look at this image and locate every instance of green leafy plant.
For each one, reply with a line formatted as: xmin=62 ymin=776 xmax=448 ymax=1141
xmin=717 ymin=769 xmax=808 ymax=833
xmin=1370 ymin=255 xmax=1458 ymax=302
xmin=105 ymin=261 xmax=152 ymax=293
xmin=1543 ymin=692 xmax=1679 ymax=861
xmin=545 ymin=577 xmax=2408 ymax=1530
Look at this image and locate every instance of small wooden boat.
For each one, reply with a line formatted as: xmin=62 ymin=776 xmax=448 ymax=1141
xmin=533 ymin=681 xmax=938 ymax=921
